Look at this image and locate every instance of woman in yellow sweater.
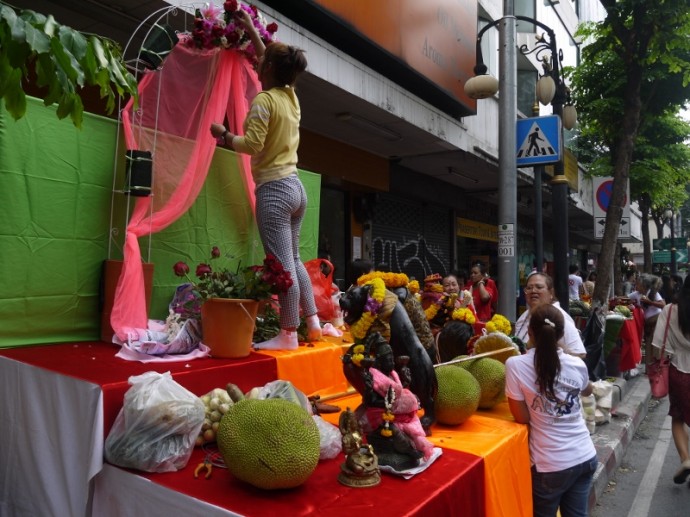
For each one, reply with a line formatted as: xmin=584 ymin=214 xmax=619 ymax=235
xmin=211 ymin=10 xmax=321 ymax=349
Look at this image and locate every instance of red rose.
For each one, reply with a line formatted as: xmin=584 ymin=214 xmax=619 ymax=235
xmin=266 ymin=22 xmax=278 ymax=34
xmin=196 ymin=263 xmax=212 ymax=277
xmin=173 ymin=261 xmax=190 ymax=277
xmin=211 ymin=246 xmax=221 ymax=258
xmin=224 ymin=0 xmax=238 ymax=13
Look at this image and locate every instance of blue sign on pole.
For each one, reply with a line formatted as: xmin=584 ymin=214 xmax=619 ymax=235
xmin=516 ymin=115 xmax=562 ymax=167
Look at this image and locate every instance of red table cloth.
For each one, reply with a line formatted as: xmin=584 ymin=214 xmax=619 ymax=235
xmin=619 ymin=312 xmax=642 ymax=371
xmin=0 ymin=341 xmax=278 ymax=434
xmin=116 ymin=445 xmax=485 ymax=516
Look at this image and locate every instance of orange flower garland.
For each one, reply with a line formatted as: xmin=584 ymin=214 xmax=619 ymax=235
xmin=356 ymin=271 xmax=410 ymax=288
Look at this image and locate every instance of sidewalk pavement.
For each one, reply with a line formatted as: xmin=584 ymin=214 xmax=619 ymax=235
xmin=588 ymin=374 xmax=651 ymax=512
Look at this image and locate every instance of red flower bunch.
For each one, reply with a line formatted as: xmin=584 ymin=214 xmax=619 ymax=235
xmin=172 ymin=247 xmax=293 ymax=313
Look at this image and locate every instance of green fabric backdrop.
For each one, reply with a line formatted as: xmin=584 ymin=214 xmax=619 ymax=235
xmin=0 ymin=97 xmax=320 ymax=348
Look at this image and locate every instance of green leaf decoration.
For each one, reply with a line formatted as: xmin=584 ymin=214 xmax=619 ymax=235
xmin=3 ymin=68 xmax=26 ymax=120
xmin=50 ymin=33 xmax=83 ymax=85
xmin=23 ymin=22 xmax=49 ymax=53
xmin=59 ymin=24 xmax=87 ymax=61
xmin=0 ymin=2 xmax=138 ymax=127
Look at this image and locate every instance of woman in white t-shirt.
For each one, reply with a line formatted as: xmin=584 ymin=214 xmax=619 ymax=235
xmin=506 ymin=303 xmax=597 ymax=517
xmin=514 ymin=272 xmax=586 ymax=358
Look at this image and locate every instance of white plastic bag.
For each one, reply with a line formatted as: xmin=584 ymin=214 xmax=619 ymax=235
xmin=580 ymin=394 xmax=596 ymax=434
xmin=313 ymin=415 xmax=343 ymax=460
xmin=104 ymin=371 xmax=205 ymax=472
xmin=592 ymin=379 xmax=613 ymax=425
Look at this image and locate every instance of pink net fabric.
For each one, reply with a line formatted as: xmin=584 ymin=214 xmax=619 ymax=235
xmin=110 ymin=40 xmax=261 ymax=341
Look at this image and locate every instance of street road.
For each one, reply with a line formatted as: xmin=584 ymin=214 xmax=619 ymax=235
xmin=591 ymin=396 xmax=690 ymax=516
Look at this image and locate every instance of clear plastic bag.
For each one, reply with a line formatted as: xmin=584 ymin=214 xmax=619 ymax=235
xmin=256 ymin=380 xmax=312 ymax=413
xmin=104 ymin=371 xmax=205 ymax=472
xmin=313 ymin=414 xmax=343 ymax=460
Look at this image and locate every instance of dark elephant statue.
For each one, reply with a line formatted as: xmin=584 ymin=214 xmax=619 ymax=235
xmin=340 ymin=284 xmax=437 ymax=432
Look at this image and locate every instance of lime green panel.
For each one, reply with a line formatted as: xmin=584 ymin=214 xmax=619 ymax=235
xmin=0 ymin=97 xmax=321 ymax=347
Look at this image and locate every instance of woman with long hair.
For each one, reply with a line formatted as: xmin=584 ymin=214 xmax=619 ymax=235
xmin=651 ymin=275 xmax=690 ymax=484
xmin=506 ymin=303 xmax=597 ymax=517
xmin=211 ymin=10 xmax=321 ymax=349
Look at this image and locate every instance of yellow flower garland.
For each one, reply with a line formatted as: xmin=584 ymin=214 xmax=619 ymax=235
xmin=351 ymin=344 xmax=366 ymax=366
xmin=424 ymin=303 xmax=440 ymax=321
xmin=357 ymin=271 xmax=410 ymax=288
xmin=349 ymin=277 xmax=386 ymax=341
xmin=407 ymin=279 xmax=420 ymax=295
xmin=485 ymin=313 xmax=512 ymax=335
xmin=452 ymin=307 xmax=476 ymax=325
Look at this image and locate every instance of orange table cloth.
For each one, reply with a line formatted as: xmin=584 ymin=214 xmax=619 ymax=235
xmin=321 ymin=394 xmax=532 ymax=517
xmin=256 ymin=336 xmax=352 ymax=397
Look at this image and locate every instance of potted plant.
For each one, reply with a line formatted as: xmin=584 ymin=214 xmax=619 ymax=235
xmin=172 ymin=247 xmax=293 ymax=358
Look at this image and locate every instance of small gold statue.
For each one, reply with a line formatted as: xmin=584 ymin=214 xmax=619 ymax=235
xmin=338 ymin=407 xmax=381 ymax=487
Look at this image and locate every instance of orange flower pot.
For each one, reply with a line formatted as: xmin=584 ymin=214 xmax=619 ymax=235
xmin=201 ymin=298 xmax=259 ymax=358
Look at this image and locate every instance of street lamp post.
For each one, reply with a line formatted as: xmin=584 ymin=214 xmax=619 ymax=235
xmin=464 ymin=4 xmax=576 ymax=318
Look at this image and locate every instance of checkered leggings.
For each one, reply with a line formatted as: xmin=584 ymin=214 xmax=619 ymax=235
xmin=256 ymin=174 xmax=318 ymax=329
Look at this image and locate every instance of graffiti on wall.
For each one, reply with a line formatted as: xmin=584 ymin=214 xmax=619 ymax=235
xmin=372 ymin=235 xmax=449 ymax=281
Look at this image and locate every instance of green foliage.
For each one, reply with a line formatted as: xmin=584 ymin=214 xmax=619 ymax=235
xmin=0 ymin=2 xmax=138 ymax=128
xmin=568 ymin=0 xmax=690 ymax=300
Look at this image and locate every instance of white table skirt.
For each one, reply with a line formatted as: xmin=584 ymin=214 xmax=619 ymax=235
xmin=93 ymin=464 xmax=242 ymax=517
xmin=0 ymin=355 xmax=103 ymax=517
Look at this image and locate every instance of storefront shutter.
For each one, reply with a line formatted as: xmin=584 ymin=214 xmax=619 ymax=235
xmin=371 ymin=194 xmax=452 ymax=282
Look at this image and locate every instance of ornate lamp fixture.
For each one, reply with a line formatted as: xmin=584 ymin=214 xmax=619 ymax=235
xmin=464 ymin=14 xmax=577 ymax=311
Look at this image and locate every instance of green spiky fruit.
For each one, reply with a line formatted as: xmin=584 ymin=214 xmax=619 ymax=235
xmin=458 ymin=357 xmax=506 ymax=409
xmin=217 ymin=398 xmax=320 ymax=490
xmin=434 ymin=365 xmax=481 ymax=425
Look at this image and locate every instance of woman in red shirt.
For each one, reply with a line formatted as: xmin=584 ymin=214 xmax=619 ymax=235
xmin=466 ymin=264 xmax=496 ymax=322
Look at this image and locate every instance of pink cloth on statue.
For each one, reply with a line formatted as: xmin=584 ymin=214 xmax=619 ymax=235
xmin=367 ymin=367 xmax=433 ymax=460
xmin=110 ymin=40 xmax=261 ymax=340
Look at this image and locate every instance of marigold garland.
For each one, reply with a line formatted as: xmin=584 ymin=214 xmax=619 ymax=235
xmin=485 ymin=313 xmax=512 ymax=335
xmin=427 ymin=283 xmax=444 ymax=294
xmin=349 ymin=277 xmax=386 ymax=341
xmin=381 ymin=385 xmax=396 ymax=437
xmin=424 ymin=303 xmax=440 ymax=321
xmin=351 ymin=344 xmax=366 ymax=367
xmin=452 ymin=307 xmax=476 ymax=325
xmin=356 ymin=271 xmax=410 ymax=288
xmin=407 ymin=279 xmax=420 ymax=295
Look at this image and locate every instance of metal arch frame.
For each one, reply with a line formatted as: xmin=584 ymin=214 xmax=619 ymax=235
xmin=107 ymin=3 xmax=199 ymax=260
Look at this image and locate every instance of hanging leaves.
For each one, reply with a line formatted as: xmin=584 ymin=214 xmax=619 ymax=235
xmin=0 ymin=3 xmax=138 ymax=128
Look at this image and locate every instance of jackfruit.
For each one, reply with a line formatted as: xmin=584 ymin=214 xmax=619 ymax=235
xmin=472 ymin=332 xmax=520 ymax=363
xmin=459 ymin=357 xmax=506 ymax=409
xmin=217 ymin=398 xmax=320 ymax=489
xmin=434 ymin=365 xmax=481 ymax=425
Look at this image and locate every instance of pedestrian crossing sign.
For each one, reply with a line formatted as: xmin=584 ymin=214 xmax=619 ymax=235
xmin=516 ymin=115 xmax=562 ymax=167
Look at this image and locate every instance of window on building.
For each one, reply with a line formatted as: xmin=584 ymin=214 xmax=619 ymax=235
xmin=517 ymin=70 xmax=537 ymax=117
xmin=515 ymin=0 xmax=536 ymax=33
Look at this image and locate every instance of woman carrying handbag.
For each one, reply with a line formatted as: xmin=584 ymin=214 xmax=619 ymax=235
xmin=651 ymin=275 xmax=690 ymax=485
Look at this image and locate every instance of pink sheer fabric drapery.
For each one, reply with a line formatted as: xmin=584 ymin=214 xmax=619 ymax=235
xmin=110 ymin=41 xmax=261 ymax=341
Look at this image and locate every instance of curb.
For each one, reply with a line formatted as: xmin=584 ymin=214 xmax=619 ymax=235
xmin=588 ymin=375 xmax=651 ymax=512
